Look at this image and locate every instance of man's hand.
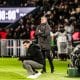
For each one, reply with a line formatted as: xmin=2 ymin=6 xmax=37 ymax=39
xmin=39 ymin=30 xmax=41 ymax=33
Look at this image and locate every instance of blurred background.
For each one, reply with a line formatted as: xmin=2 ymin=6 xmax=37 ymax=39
xmin=0 ymin=0 xmax=80 ymax=57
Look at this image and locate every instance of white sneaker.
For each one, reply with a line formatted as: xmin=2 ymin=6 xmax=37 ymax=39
xmin=27 ymin=75 xmax=36 ymax=79
xmin=27 ymin=72 xmax=41 ymax=79
xmin=35 ymin=72 xmax=41 ymax=76
xmin=33 ymin=72 xmax=41 ymax=78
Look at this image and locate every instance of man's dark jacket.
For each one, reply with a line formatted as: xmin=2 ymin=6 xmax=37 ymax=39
xmin=19 ymin=43 xmax=44 ymax=65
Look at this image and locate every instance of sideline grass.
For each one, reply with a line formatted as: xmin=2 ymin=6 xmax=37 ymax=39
xmin=0 ymin=58 xmax=80 ymax=80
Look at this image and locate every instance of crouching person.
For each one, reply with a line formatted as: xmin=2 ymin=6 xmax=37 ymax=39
xmin=70 ymin=44 xmax=80 ymax=72
xmin=20 ymin=40 xmax=44 ymax=79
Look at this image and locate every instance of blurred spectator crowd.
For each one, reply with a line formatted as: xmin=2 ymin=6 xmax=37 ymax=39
xmin=0 ymin=0 xmax=80 ymax=41
xmin=0 ymin=0 xmax=53 ymax=7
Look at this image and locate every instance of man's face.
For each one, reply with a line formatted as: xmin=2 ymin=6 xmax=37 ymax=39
xmin=41 ymin=17 xmax=47 ymax=24
xmin=23 ymin=43 xmax=30 ymax=49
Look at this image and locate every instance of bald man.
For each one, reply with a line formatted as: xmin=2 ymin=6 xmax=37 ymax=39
xmin=35 ymin=16 xmax=54 ymax=73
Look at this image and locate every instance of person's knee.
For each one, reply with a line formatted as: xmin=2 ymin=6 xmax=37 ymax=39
xmin=23 ymin=60 xmax=29 ymax=67
xmin=23 ymin=60 xmax=32 ymax=67
xmin=23 ymin=61 xmax=26 ymax=68
xmin=26 ymin=64 xmax=31 ymax=68
xmin=23 ymin=62 xmax=31 ymax=69
xmin=23 ymin=60 xmax=26 ymax=65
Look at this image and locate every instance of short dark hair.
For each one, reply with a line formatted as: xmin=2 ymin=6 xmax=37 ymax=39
xmin=23 ymin=40 xmax=31 ymax=44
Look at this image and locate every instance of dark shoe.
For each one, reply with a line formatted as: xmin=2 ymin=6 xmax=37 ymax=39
xmin=51 ymin=69 xmax=54 ymax=73
xmin=35 ymin=70 xmax=38 ymax=73
xmin=32 ymin=68 xmax=38 ymax=73
xmin=41 ymin=70 xmax=46 ymax=73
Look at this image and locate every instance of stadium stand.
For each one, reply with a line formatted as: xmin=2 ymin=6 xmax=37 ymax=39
xmin=0 ymin=0 xmax=80 ymax=57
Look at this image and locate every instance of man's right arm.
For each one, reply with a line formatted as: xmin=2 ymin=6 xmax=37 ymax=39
xmin=19 ymin=56 xmax=28 ymax=62
xmin=35 ymin=25 xmax=43 ymax=36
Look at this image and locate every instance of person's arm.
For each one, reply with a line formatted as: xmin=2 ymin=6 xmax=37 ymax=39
xmin=53 ymin=32 xmax=59 ymax=37
xmin=35 ymin=25 xmax=43 ymax=36
xmin=19 ymin=55 xmax=29 ymax=62
xmin=71 ymin=45 xmax=80 ymax=56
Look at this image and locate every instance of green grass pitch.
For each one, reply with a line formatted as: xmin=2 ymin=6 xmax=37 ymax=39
xmin=0 ymin=58 xmax=80 ymax=80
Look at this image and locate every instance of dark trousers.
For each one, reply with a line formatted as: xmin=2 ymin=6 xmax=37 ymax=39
xmin=42 ymin=49 xmax=54 ymax=72
xmin=51 ymin=46 xmax=57 ymax=59
xmin=59 ymin=54 xmax=68 ymax=60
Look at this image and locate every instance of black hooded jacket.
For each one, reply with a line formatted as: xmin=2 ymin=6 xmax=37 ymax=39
xmin=19 ymin=43 xmax=44 ymax=65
